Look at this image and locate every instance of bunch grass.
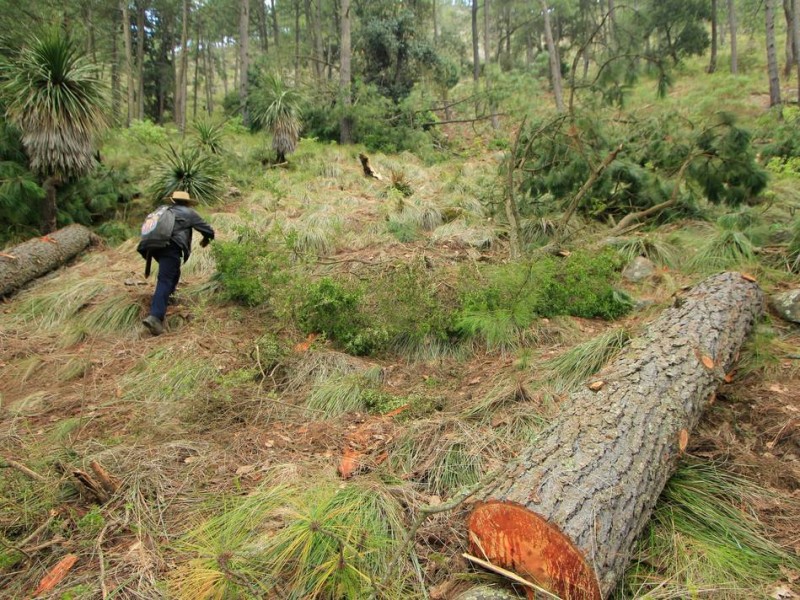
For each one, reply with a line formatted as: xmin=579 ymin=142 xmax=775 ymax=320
xmin=543 ymin=328 xmax=630 ymax=392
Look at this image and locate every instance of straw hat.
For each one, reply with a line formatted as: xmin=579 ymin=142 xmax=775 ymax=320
xmin=170 ymin=190 xmax=198 ymax=205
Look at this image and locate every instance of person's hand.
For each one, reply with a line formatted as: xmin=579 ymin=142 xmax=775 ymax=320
xmin=200 ymin=237 xmax=210 ymax=248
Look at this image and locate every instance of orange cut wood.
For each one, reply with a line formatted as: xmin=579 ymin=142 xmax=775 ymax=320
xmin=740 ymin=272 xmax=757 ymax=282
xmin=34 ymin=554 xmax=78 ymax=596
xmin=701 ymin=355 xmax=714 ymax=370
xmin=468 ymin=502 xmax=601 ymax=600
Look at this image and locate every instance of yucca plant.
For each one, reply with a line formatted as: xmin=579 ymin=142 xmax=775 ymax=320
xmin=0 ymin=30 xmax=107 ymax=233
xmin=192 ymin=119 xmax=226 ymax=155
xmin=251 ymin=75 xmax=303 ymax=163
xmin=149 ymin=144 xmax=222 ymax=205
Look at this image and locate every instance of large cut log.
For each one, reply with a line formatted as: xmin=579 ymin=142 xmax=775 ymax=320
xmin=468 ymin=272 xmax=763 ymax=600
xmin=0 ymin=225 xmax=96 ymax=298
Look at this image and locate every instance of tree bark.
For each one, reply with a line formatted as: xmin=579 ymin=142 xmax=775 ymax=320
xmin=541 ymin=0 xmax=564 ymax=112
xmin=794 ymin=0 xmax=800 ymax=102
xmin=121 ymin=0 xmax=134 ymax=127
xmin=239 ymin=0 xmax=250 ymax=127
xmin=766 ymin=0 xmax=782 ymax=106
xmin=784 ymin=0 xmax=795 ymax=78
xmin=176 ymin=0 xmax=190 ymax=132
xmin=271 ymin=0 xmax=280 ymax=51
xmin=136 ymin=2 xmax=145 ymax=120
xmin=205 ymin=40 xmax=214 ymax=115
xmin=708 ymin=0 xmax=718 ymax=73
xmin=0 ymin=225 xmax=96 ymax=298
xmin=42 ymin=176 xmax=59 ymax=234
xmin=257 ymin=0 xmax=269 ymax=53
xmin=339 ymin=0 xmax=352 ymax=144
xmin=111 ymin=6 xmax=121 ymax=125
xmin=468 ymin=272 xmax=763 ymax=600
xmin=728 ymin=0 xmax=738 ymax=74
xmin=472 ymin=0 xmax=479 ymax=81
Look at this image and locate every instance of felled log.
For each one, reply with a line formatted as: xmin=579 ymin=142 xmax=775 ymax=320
xmin=0 ymin=224 xmax=96 ymax=298
xmin=358 ymin=153 xmax=384 ymax=180
xmin=468 ymin=272 xmax=763 ymax=600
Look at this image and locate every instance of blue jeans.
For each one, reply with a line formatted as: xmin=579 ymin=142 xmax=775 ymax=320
xmin=149 ymin=244 xmax=182 ymax=320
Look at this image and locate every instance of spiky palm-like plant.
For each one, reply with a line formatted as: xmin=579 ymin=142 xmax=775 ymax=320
xmin=251 ymin=76 xmax=302 ymax=163
xmin=149 ymin=144 xmax=222 ymax=205
xmin=1 ymin=31 xmax=107 ymax=232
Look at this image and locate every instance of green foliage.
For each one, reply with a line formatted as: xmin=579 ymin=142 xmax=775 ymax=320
xmin=76 ymin=506 xmax=105 ymax=536
xmin=689 ymin=216 xmax=759 ymax=273
xmin=609 ymin=234 xmax=678 ymax=267
xmin=250 ymin=75 xmax=303 ymax=162
xmin=123 ymin=119 xmax=168 ymax=148
xmin=355 ymin=6 xmax=441 ymax=102
xmin=297 ymin=278 xmax=389 ymax=356
xmin=515 ymin=111 xmax=765 ymax=225
xmin=457 ymin=250 xmax=632 ymax=349
xmin=149 ymin=144 xmax=222 ymax=205
xmin=0 ymin=29 xmax=107 ymax=178
xmin=57 ymin=164 xmax=136 ymax=227
xmin=212 ymin=227 xmax=290 ymax=306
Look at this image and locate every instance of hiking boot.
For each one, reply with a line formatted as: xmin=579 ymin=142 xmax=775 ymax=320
xmin=142 ymin=315 xmax=165 ymax=336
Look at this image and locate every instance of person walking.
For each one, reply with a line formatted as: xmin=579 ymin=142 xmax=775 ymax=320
xmin=138 ymin=190 xmax=215 ymax=336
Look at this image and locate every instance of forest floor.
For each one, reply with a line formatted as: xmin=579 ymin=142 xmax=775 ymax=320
xmin=1 ymin=139 xmax=799 ymax=599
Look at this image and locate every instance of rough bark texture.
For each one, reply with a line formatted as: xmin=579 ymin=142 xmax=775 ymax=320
xmin=766 ymin=0 xmax=782 ymax=107
xmin=468 ymin=272 xmax=763 ymax=600
xmin=0 ymin=225 xmax=95 ymax=298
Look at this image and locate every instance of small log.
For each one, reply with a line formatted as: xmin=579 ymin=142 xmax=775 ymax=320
xmin=89 ymin=461 xmax=121 ymax=497
xmin=468 ymin=272 xmax=763 ymax=599
xmin=72 ymin=469 xmax=110 ymax=504
xmin=0 ymin=224 xmax=96 ymax=298
xmin=358 ymin=153 xmax=384 ymax=180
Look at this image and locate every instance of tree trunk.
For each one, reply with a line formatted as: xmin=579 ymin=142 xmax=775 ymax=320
xmin=41 ymin=176 xmax=59 ymax=235
xmin=294 ymin=0 xmax=301 ymax=80
xmin=339 ymin=0 xmax=352 ymax=144
xmin=220 ymin=44 xmax=229 ymax=96
xmin=111 ymin=6 xmax=121 ymax=125
xmin=766 ymin=0 xmax=783 ymax=106
xmin=484 ymin=0 xmax=499 ymax=129
xmin=541 ymin=0 xmax=564 ymax=112
xmin=468 ymin=272 xmax=763 ymax=600
xmin=271 ymin=0 xmax=280 ymax=51
xmin=433 ymin=0 xmax=438 ymax=45
xmin=708 ymin=0 xmax=718 ymax=73
xmin=239 ymin=0 xmax=250 ymax=127
xmin=0 ymin=225 xmax=96 ymax=298
xmin=794 ymin=0 xmax=800 ymax=102
xmin=121 ymin=0 xmax=134 ymax=127
xmin=472 ymin=0 xmax=479 ymax=81
xmin=728 ymin=0 xmax=738 ymax=74
xmin=257 ymin=0 xmax=269 ymax=53
xmin=784 ymin=0 xmax=795 ymax=78
xmin=205 ymin=41 xmax=214 ymax=115
xmin=136 ymin=2 xmax=145 ymax=120
xmin=193 ymin=19 xmax=201 ymax=120
xmin=176 ymin=0 xmax=189 ymax=132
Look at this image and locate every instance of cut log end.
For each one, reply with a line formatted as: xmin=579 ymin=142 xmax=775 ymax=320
xmin=468 ymin=501 xmax=601 ymax=600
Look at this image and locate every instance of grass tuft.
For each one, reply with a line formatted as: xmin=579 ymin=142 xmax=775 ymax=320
xmin=622 ymin=459 xmax=800 ymax=599
xmin=305 ymin=367 xmax=384 ymax=417
xmin=544 ymin=328 xmax=630 ymax=392
xmin=609 ymin=234 xmax=679 ymax=267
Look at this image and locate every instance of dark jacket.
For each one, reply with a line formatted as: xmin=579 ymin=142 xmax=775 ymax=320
xmin=169 ymin=204 xmax=215 ymax=261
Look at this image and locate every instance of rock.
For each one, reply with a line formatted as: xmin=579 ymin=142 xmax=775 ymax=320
xmin=771 ymin=289 xmax=800 ymax=323
xmin=227 ymin=186 xmax=242 ymax=198
xmin=622 ymin=256 xmax=656 ymax=282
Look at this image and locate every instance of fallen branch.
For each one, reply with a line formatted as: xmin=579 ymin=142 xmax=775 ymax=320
xmin=359 ymin=153 xmax=384 ymax=180
xmin=0 ymin=456 xmax=47 ymax=482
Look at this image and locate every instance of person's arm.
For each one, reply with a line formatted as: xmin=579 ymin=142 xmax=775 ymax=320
xmin=189 ymin=210 xmax=215 ymax=245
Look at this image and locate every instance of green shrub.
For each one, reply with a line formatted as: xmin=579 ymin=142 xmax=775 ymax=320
xmin=297 ymin=278 xmax=389 ymax=356
xmin=457 ymin=249 xmax=632 ymax=348
xmin=123 ymin=119 xmax=168 ymax=147
xmin=212 ymin=227 xmax=290 ymax=306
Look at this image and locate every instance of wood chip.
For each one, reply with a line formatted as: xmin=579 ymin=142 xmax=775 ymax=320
xmin=34 ymin=554 xmax=78 ymax=596
xmin=741 ymin=272 xmax=757 ymax=282
xmin=679 ymin=429 xmax=689 ymax=452
xmin=701 ymin=355 xmax=714 ymax=370
xmin=588 ymin=381 xmax=605 ymax=391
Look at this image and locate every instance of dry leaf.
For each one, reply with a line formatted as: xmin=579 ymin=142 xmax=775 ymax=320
xmin=679 ymin=429 xmax=689 ymax=452
xmin=34 ymin=554 xmax=78 ymax=596
xmin=235 ymin=465 xmax=255 ymax=476
xmin=780 ymin=566 xmax=800 ymax=583
xmin=588 ymin=381 xmax=605 ymax=391
xmin=770 ymin=584 xmax=796 ymax=599
xmin=724 ymin=372 xmax=734 ymax=383
xmin=293 ymin=333 xmax=318 ymax=353
xmin=467 ymin=377 xmax=481 ymax=386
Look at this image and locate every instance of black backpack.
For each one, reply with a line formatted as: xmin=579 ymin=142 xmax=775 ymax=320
xmin=138 ymin=205 xmax=176 ymax=277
